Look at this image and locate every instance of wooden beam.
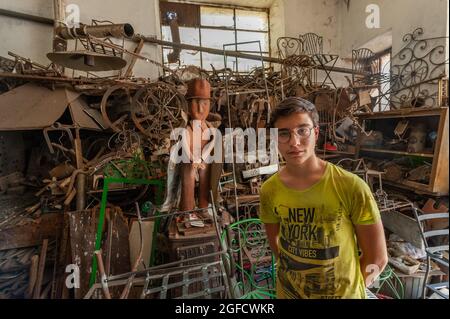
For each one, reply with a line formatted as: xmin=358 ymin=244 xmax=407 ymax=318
xmin=124 ymin=38 xmax=145 ymax=78
xmin=0 ymin=213 xmax=63 ymax=251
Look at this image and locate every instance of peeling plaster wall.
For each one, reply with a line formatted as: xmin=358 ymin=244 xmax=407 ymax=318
xmin=270 ymin=0 xmax=346 ymax=84
xmin=0 ymin=0 xmax=162 ymax=79
xmin=338 ymin=0 xmax=449 ymax=105
xmin=271 ymin=0 xmax=448 ymax=87
xmin=282 ymin=0 xmax=340 ymax=55
xmin=339 ymin=0 xmax=448 ymax=58
xmin=1 ymin=0 xmax=448 ymax=81
xmin=269 ymin=0 xmax=284 ymax=70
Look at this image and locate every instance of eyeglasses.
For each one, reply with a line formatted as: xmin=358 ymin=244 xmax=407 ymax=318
xmin=277 ymin=126 xmax=316 ymax=144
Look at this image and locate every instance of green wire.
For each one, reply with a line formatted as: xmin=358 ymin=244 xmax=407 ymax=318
xmin=221 ymin=218 xmax=276 ymax=297
xmin=372 ymin=264 xmax=405 ymax=299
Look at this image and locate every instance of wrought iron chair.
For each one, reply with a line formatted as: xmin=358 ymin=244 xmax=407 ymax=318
xmin=352 ymin=48 xmax=380 ymax=85
xmin=413 ymin=207 xmax=449 ymax=299
xmin=277 ymin=37 xmax=302 ymax=60
xmin=300 ymin=33 xmax=339 ymax=88
xmin=299 ymin=32 xmax=323 ymax=55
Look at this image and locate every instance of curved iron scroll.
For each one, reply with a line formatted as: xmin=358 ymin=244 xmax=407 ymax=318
xmin=387 ymin=27 xmax=449 ymax=108
xmin=277 ymin=37 xmax=302 ymax=60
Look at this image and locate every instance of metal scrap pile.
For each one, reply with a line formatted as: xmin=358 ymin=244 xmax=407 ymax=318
xmin=1 ymin=13 xmax=447 ymax=299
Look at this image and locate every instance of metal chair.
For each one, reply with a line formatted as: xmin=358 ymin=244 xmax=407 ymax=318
xmin=413 ymin=207 xmax=449 ymax=299
xmin=299 ymin=32 xmax=323 ymax=55
xmin=351 ymin=48 xmax=380 ymax=85
xmin=277 ymin=37 xmax=303 ymax=60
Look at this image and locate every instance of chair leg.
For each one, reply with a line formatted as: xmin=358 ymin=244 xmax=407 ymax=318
xmin=422 ymin=256 xmax=431 ymax=299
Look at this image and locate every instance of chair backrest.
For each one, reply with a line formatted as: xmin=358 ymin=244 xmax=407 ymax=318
xmin=413 ymin=208 xmax=449 ymax=253
xmin=299 ymin=32 xmax=323 ymax=55
xmin=277 ymin=37 xmax=302 ymax=60
xmin=352 ymin=48 xmax=380 ymax=83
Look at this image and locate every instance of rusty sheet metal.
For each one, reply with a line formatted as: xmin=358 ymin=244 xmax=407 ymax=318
xmin=0 ymin=83 xmax=101 ymax=130
xmin=68 ymin=95 xmax=105 ymax=130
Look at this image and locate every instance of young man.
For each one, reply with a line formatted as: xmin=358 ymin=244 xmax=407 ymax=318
xmin=259 ymin=97 xmax=388 ymax=299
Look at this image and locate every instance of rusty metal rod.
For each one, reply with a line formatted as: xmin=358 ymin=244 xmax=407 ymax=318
xmin=94 ymin=250 xmax=112 ymax=299
xmin=133 ymin=35 xmax=364 ymax=75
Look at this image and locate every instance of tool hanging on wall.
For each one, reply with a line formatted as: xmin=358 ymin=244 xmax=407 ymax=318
xmin=165 ymin=12 xmax=181 ymax=64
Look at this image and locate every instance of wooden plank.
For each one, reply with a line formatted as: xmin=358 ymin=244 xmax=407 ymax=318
xmin=68 ymin=210 xmax=98 ymax=299
xmin=33 ymin=239 xmax=48 ymax=299
xmin=360 ymin=148 xmax=434 ymax=158
xmin=124 ymin=38 xmax=144 ymax=78
xmin=26 ymin=255 xmax=39 ymax=298
xmin=0 ymin=213 xmax=62 ymax=251
xmin=68 ymin=207 xmax=130 ymax=298
xmin=358 ymin=107 xmax=443 ymax=119
xmin=431 ymin=107 xmax=449 ymax=194
xmin=129 ymin=220 xmax=154 ymax=271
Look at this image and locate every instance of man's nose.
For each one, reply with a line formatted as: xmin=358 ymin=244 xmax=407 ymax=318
xmin=198 ymin=103 xmax=204 ymax=113
xmin=289 ymin=131 xmax=301 ymax=145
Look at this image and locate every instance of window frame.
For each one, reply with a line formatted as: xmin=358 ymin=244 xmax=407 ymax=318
xmin=160 ymin=1 xmax=271 ymax=72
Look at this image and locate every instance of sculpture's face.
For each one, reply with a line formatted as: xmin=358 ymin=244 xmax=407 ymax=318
xmin=189 ymin=98 xmax=210 ymax=121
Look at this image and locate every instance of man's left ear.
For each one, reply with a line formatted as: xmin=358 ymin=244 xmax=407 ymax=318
xmin=314 ymin=126 xmax=320 ymax=141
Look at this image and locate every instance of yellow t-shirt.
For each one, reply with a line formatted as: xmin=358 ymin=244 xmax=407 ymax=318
xmin=259 ymin=162 xmax=381 ymax=299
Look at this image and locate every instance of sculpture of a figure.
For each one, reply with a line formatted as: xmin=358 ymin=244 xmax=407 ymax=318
xmin=161 ymin=78 xmax=222 ymax=228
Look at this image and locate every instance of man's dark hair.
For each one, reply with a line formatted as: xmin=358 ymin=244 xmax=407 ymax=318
xmin=269 ymin=97 xmax=320 ymax=128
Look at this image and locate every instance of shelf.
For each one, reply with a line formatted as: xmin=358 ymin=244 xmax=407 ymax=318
xmin=316 ymin=149 xmax=356 ymax=156
xmin=357 ymin=107 xmax=444 ymax=120
xmin=382 ymin=180 xmax=446 ymax=197
xmin=357 ymin=107 xmax=448 ymax=195
xmin=360 ymin=148 xmax=434 ymax=158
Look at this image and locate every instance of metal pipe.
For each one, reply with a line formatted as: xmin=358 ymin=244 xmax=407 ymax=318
xmin=57 ymin=23 xmax=134 ymax=40
xmin=94 ymin=250 xmax=112 ymax=299
xmin=133 ymin=35 xmax=365 ymax=75
xmin=53 ymin=0 xmax=67 ymax=74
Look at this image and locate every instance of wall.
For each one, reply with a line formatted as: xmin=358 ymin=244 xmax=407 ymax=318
xmin=282 ymin=0 xmax=340 ymax=55
xmin=270 ymin=0 xmax=448 ymax=87
xmin=1 ymin=0 xmax=448 ymax=80
xmin=0 ymin=0 xmax=162 ymax=79
xmin=339 ymin=0 xmax=448 ymax=58
xmin=339 ymin=0 xmax=448 ymax=106
xmin=269 ymin=0 xmax=284 ymax=61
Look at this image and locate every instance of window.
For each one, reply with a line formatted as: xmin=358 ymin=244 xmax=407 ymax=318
xmin=160 ymin=1 xmax=270 ymax=72
xmin=365 ymin=48 xmax=391 ymax=112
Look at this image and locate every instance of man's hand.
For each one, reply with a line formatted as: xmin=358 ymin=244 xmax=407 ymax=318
xmin=355 ymin=221 xmax=388 ymax=287
xmin=264 ymin=223 xmax=280 ymax=260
